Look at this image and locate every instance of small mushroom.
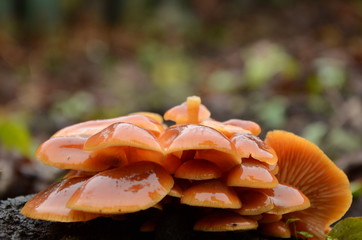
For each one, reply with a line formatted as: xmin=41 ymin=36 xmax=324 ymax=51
xmin=259 ymin=220 xmax=291 ymax=238
xmin=181 ymin=180 xmax=241 ymax=209
xmin=67 ymin=162 xmax=174 ymax=214
xmin=36 ymin=136 xmax=117 ymax=171
xmin=174 ymin=159 xmax=222 ymax=180
xmin=168 ymin=178 xmax=191 ymax=198
xmin=265 ymin=130 xmax=352 ymax=239
xmin=159 ymin=124 xmax=240 ymax=171
xmin=260 ymin=183 xmax=310 ymax=215
xmin=225 ymin=158 xmax=278 ymax=188
xmin=164 ymin=96 xmax=211 ymax=124
xmin=223 ymin=119 xmax=261 ymax=136
xmin=21 ymin=177 xmax=100 ymax=222
xmin=230 ymin=133 xmax=278 ymax=165
xmin=234 ymin=190 xmax=274 ymax=215
xmin=168 ymin=182 xmax=183 ymax=198
xmin=194 ymin=211 xmax=258 ymax=232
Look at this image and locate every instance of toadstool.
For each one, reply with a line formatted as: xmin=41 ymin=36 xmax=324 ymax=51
xmin=265 ymin=130 xmax=352 ymax=239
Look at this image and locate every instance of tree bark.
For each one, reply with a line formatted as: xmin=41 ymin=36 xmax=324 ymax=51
xmin=0 ymin=195 xmax=266 ymax=240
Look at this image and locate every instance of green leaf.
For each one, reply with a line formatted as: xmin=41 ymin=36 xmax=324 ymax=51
xmin=0 ymin=117 xmax=32 ymax=157
xmin=327 ymin=217 xmax=362 ymax=240
xmin=297 ymin=231 xmax=314 ymax=238
xmin=286 ymin=218 xmax=300 ymax=225
xmin=350 ymin=181 xmax=362 ymax=198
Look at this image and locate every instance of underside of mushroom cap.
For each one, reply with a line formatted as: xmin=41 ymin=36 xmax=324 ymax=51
xmin=21 ymin=177 xmax=100 ymax=222
xmin=67 ymin=162 xmax=174 ymax=214
xmin=265 ymin=130 xmax=352 ymax=239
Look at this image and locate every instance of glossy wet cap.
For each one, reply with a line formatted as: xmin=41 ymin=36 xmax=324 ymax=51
xmin=265 ymin=130 xmax=352 ymax=239
xmin=21 ymin=177 xmax=100 ymax=222
xmin=67 ymin=162 xmax=174 ymax=214
xmin=174 ymin=159 xmax=222 ymax=180
xmin=181 ymin=180 xmax=241 ymax=209
xmin=234 ymin=190 xmax=274 ymax=215
xmin=159 ymin=124 xmax=240 ymax=171
xmin=200 ymin=119 xmax=251 ymax=138
xmin=260 ymin=183 xmax=310 ymax=215
xmin=36 ymin=136 xmax=116 ymax=171
xmin=84 ymin=122 xmax=163 ymax=153
xmin=223 ymin=119 xmax=261 ymax=136
xmin=230 ymin=133 xmax=278 ymax=165
xmin=225 ymin=159 xmax=278 ymax=188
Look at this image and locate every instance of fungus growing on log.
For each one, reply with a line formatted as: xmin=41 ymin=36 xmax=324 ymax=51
xmin=21 ymin=96 xmax=352 ymax=240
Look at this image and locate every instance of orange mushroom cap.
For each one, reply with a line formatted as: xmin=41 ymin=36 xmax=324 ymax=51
xmin=223 ymin=119 xmax=261 ymax=136
xmin=159 ymin=124 xmax=240 ymax=171
xmin=200 ymin=119 xmax=251 ymax=138
xmin=36 ymin=136 xmax=117 ymax=171
xmin=259 ymin=213 xmax=283 ymax=223
xmin=84 ymin=122 xmax=163 ymax=152
xmin=259 ymin=220 xmax=291 ymax=238
xmin=260 ymin=183 xmax=310 ymax=215
xmin=230 ymin=133 xmax=278 ymax=165
xmin=168 ymin=182 xmax=183 ymax=198
xmin=53 ymin=114 xmax=164 ymax=138
xmin=265 ymin=130 xmax=352 ymax=239
xmin=194 ymin=211 xmax=258 ymax=232
xmin=234 ymin=190 xmax=274 ymax=215
xmin=129 ymin=112 xmax=164 ymax=125
xmin=63 ymin=170 xmax=96 ymax=179
xmin=164 ymin=96 xmax=211 ymax=124
xmin=174 ymin=159 xmax=222 ymax=180
xmin=225 ymin=158 xmax=278 ymax=188
xmin=21 ymin=177 xmax=100 ymax=222
xmin=181 ymin=180 xmax=241 ymax=209
xmin=67 ymin=162 xmax=173 ymax=214
xmin=168 ymin=178 xmax=191 ymax=198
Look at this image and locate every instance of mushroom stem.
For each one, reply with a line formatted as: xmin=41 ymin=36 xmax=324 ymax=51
xmin=186 ymin=96 xmax=201 ymax=124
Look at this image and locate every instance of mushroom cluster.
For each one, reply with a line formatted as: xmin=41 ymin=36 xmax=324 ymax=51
xmin=21 ymin=96 xmax=352 ymax=239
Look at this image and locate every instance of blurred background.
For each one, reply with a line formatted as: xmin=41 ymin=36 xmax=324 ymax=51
xmin=0 ymin=0 xmax=361 ymax=202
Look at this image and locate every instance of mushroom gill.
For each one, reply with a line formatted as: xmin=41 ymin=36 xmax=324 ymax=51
xmin=265 ymin=130 xmax=352 ymax=239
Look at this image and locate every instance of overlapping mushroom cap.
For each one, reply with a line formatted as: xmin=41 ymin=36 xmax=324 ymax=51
xmin=21 ymin=96 xmax=352 ymax=240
